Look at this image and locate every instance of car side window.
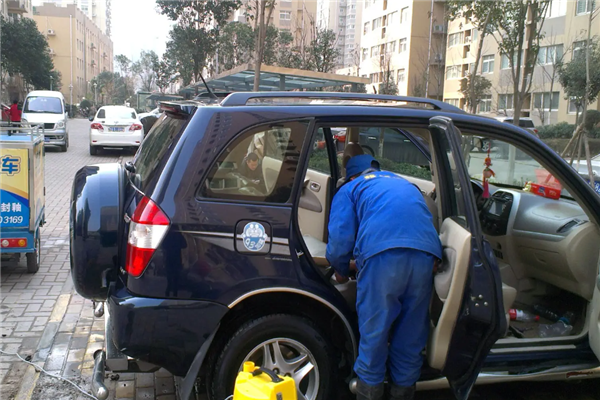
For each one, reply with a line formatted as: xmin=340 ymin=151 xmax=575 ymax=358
xmin=307 ymin=128 xmax=331 ymax=174
xmin=359 ymin=127 xmax=432 ymax=181
xmin=201 ymin=121 xmax=308 ymax=203
xmin=97 ymin=109 xmax=105 ymax=119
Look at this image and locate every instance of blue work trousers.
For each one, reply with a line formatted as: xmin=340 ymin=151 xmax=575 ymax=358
xmin=354 ymin=248 xmax=434 ymax=387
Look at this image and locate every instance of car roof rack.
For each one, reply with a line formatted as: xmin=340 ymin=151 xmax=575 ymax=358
xmin=220 ymin=91 xmax=464 ymax=112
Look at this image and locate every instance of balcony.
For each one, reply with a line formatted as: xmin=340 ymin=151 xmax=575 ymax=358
xmin=7 ymin=0 xmax=26 ymax=14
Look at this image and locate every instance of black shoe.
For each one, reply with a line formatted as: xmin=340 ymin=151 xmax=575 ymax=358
xmin=356 ymin=379 xmax=384 ymax=400
xmin=389 ymin=384 xmax=415 ymax=400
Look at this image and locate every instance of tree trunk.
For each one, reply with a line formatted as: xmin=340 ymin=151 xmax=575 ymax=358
xmin=468 ymin=13 xmax=492 ymax=114
xmin=253 ymin=0 xmax=266 ymax=92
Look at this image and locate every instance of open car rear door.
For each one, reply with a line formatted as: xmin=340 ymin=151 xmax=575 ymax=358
xmin=427 ymin=117 xmax=506 ymax=400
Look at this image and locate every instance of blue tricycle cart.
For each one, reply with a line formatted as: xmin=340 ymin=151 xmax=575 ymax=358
xmin=0 ymin=123 xmax=45 ymax=273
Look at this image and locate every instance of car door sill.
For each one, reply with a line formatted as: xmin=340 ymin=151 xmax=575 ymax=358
xmin=417 ymin=364 xmax=600 ymax=391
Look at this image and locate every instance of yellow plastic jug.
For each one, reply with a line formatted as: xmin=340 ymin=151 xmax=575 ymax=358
xmin=233 ymin=362 xmax=297 ymax=400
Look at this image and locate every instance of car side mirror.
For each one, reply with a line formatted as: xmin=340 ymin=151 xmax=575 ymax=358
xmin=88 ymin=116 xmax=94 ymax=122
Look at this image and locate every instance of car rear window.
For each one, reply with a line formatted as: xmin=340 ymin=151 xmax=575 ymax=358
xmin=133 ymin=114 xmax=187 ymax=190
xmin=97 ymin=108 xmax=137 ymax=120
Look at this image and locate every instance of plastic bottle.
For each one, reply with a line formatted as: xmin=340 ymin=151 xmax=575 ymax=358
xmin=509 ymin=309 xmax=540 ymax=322
xmin=560 ymin=311 xmax=576 ymax=326
xmin=538 ymin=321 xmax=573 ymax=338
xmin=533 ymin=305 xmax=560 ymax=322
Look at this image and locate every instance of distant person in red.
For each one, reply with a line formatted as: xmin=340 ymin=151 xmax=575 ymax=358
xmin=9 ymin=100 xmax=21 ymax=123
xmin=9 ymin=100 xmax=22 ymax=133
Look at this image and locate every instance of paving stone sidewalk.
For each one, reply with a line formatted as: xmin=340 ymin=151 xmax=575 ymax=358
xmin=1 ymin=120 xmax=175 ymax=400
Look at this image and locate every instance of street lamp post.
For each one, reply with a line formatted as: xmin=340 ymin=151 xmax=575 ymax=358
xmin=94 ymin=82 xmax=98 ymax=106
xmin=50 ymin=75 xmax=54 ymax=91
xmin=69 ymin=84 xmax=73 ymax=117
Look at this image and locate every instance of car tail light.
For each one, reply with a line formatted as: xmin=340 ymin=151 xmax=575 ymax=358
xmin=125 ymin=196 xmax=170 ymax=277
xmin=129 ymin=124 xmax=142 ymax=131
xmin=91 ymin=122 xmax=104 ymax=131
xmin=1 ymin=238 xmax=27 ymax=248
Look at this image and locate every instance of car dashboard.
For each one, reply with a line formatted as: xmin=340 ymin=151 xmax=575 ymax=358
xmin=472 ymin=182 xmax=600 ymax=300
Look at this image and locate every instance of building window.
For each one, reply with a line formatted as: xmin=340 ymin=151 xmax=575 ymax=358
xmin=576 ymin=0 xmax=595 ymax=14
xmin=370 ymin=73 xmax=380 ymax=83
xmin=371 ymin=46 xmax=380 ymax=57
xmin=445 ymin=99 xmax=460 ymax=107
xmin=500 ymin=51 xmax=524 ymax=69
xmin=546 ymin=0 xmax=567 ymax=17
xmin=399 ymin=38 xmax=407 ymax=53
xmin=481 ymin=55 xmax=495 ymax=73
xmin=498 ymin=94 xmax=514 ymax=110
xmin=401 ymin=7 xmax=409 ymax=23
xmin=387 ymin=40 xmax=397 ymax=53
xmin=397 ymin=69 xmax=406 ymax=82
xmin=448 ymin=32 xmax=463 ymax=47
xmin=372 ymin=17 xmax=382 ymax=29
xmin=280 ymin=11 xmax=291 ymax=20
xmin=568 ymin=97 xmax=580 ymax=113
xmin=533 ymin=92 xmax=560 ymax=110
xmin=387 ymin=11 xmax=398 ymax=25
xmin=445 ymin=65 xmax=461 ymax=79
xmin=364 ymin=21 xmax=370 ymax=34
xmin=478 ymin=95 xmax=492 ymax=113
xmin=573 ymin=40 xmax=588 ymax=59
xmin=362 ymin=48 xmax=369 ymax=60
xmin=538 ymin=45 xmax=564 ymax=64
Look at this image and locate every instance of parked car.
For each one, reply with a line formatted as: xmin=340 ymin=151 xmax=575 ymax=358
xmin=496 ymin=116 xmax=539 ymax=137
xmin=22 ymin=90 xmax=69 ymax=151
xmin=88 ymin=105 xmax=143 ymax=155
xmin=70 ymin=92 xmax=600 ymax=400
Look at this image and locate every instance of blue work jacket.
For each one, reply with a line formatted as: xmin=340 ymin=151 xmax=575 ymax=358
xmin=326 ymin=171 xmax=443 ymax=277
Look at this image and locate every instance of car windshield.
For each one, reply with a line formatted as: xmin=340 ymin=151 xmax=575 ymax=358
xmin=463 ymin=134 xmax=573 ymax=199
xmin=97 ymin=108 xmax=136 ymax=120
xmin=24 ymin=96 xmax=63 ymax=114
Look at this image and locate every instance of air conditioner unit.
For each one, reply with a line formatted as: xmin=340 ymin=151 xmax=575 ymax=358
xmin=434 ymin=54 xmax=444 ymax=62
xmin=433 ymin=24 xmax=446 ymax=33
xmin=47 ymin=29 xmax=55 ymax=35
xmin=49 ymin=48 xmax=55 ymax=55
xmin=465 ymin=36 xmax=472 ymax=44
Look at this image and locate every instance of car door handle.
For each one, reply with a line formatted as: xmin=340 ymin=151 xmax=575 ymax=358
xmin=368 ymin=136 xmax=377 ymax=140
xmin=309 ymin=182 xmax=321 ymax=192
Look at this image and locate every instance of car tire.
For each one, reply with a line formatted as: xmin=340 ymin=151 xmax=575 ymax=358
xmin=89 ymin=145 xmax=98 ymax=155
xmin=59 ymin=143 xmax=67 ymax=152
xmin=481 ymin=139 xmax=490 ymax=153
xmin=26 ymin=234 xmax=40 ymax=274
xmin=208 ymin=314 xmax=338 ymax=400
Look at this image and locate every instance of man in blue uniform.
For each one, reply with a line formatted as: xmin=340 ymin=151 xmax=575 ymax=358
xmin=326 ymin=154 xmax=442 ymax=400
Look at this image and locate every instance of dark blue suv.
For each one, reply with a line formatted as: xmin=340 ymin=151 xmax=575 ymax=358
xmin=70 ymin=92 xmax=600 ymax=400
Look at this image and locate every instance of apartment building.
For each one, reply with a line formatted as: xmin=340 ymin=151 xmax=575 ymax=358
xmin=231 ymin=0 xmax=317 ymax=42
xmin=2 ymin=0 xmax=34 ymax=20
xmin=32 ymin=0 xmax=111 ymax=35
xmin=317 ymin=0 xmax=363 ymax=70
xmin=32 ymin=2 xmax=113 ymax=103
xmin=359 ymin=0 xmax=447 ymax=97
xmin=443 ymin=0 xmax=599 ymax=126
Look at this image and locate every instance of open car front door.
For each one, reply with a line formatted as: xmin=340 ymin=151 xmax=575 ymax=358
xmin=426 ymin=117 xmax=506 ymax=400
xmin=591 ymin=271 xmax=600 ymax=360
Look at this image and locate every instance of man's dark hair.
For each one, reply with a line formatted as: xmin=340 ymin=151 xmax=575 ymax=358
xmin=246 ymin=152 xmax=259 ymax=162
xmin=12 ymin=100 xmax=18 ymax=105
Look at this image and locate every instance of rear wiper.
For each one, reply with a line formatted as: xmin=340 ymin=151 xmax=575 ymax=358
xmin=125 ymin=161 xmax=136 ymax=174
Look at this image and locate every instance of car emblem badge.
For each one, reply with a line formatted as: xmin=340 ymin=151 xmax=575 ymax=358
xmin=241 ymin=222 xmax=268 ymax=252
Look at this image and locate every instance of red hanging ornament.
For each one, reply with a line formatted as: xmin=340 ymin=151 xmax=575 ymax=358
xmin=482 ymin=149 xmax=495 ymax=199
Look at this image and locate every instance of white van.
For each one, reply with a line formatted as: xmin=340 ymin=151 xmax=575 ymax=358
xmin=22 ymin=90 xmax=69 ymax=152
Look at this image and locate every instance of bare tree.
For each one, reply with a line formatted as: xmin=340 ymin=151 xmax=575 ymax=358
xmin=252 ymin=0 xmax=276 ymax=91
